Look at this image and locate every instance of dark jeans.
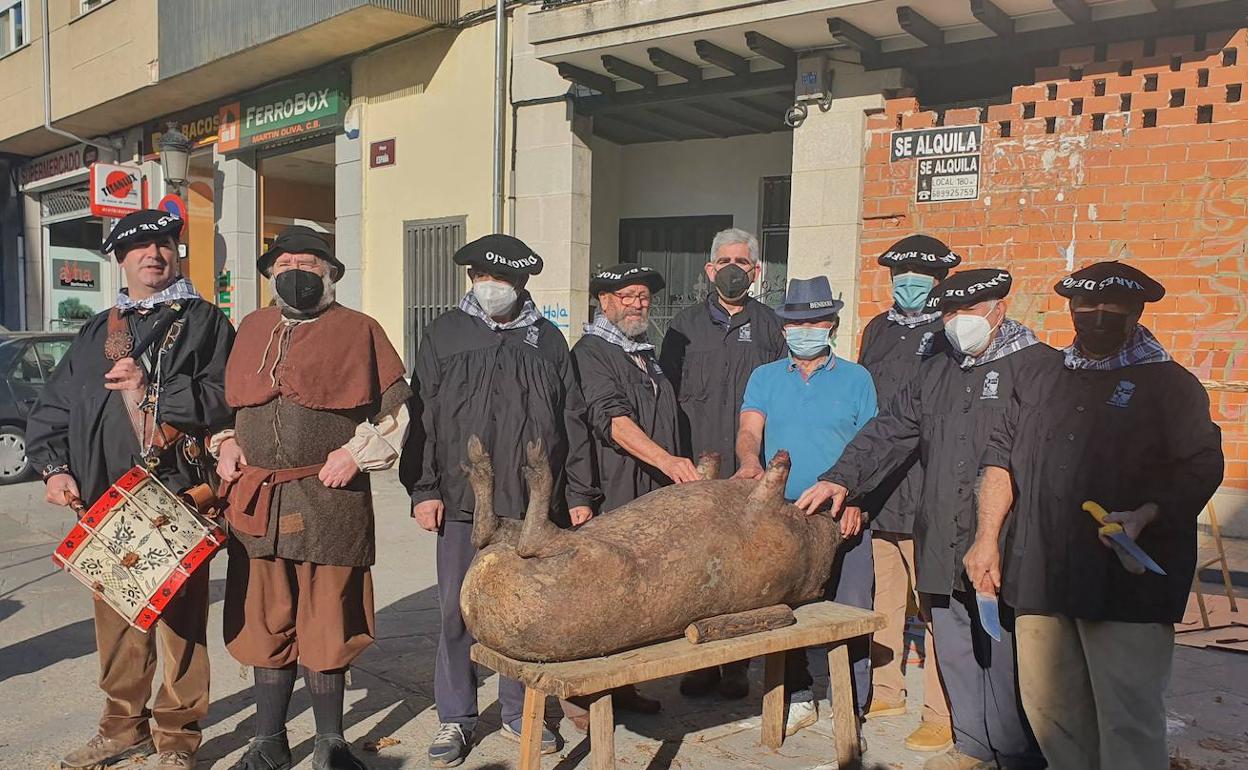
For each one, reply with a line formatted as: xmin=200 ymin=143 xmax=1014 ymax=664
xmin=434 ymin=520 xmax=525 ymax=730
xmin=784 ymin=529 xmax=874 ymax=717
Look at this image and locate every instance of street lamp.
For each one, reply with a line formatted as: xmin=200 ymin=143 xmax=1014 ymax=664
xmin=158 ymin=122 xmax=192 ymax=189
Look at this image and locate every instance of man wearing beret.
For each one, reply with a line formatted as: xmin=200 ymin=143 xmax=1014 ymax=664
xmin=27 ymin=210 xmax=235 ymax=770
xmin=817 ymin=269 xmax=1052 ymax=770
xmin=854 ymin=235 xmax=957 ymax=751
xmin=401 ymin=234 xmax=600 ymax=766
xmin=734 ymin=276 xmax=876 ymax=740
xmin=968 ymin=261 xmax=1224 ymax=770
xmin=658 ymin=229 xmax=786 ymax=702
xmin=214 ymin=225 xmax=411 ymax=770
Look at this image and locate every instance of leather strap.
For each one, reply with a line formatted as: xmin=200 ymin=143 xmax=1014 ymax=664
xmin=219 ymin=463 xmax=324 ymax=537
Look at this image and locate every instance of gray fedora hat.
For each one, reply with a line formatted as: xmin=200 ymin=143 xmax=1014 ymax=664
xmin=775 ymin=276 xmax=844 ymax=321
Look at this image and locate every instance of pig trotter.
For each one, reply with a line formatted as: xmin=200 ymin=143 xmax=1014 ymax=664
xmin=696 ymin=452 xmax=722 ymax=481
xmin=465 ymin=434 xmax=500 ymax=549
xmin=517 ymin=439 xmax=563 ymax=558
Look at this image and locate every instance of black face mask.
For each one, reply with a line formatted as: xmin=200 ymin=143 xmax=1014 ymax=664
xmin=714 ymin=264 xmax=752 ymax=302
xmin=275 ymin=269 xmax=325 ymax=311
xmin=1073 ymin=309 xmax=1133 ymax=356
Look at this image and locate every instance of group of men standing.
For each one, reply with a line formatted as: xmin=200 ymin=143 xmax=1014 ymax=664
xmin=28 ymin=208 xmax=1223 ymax=770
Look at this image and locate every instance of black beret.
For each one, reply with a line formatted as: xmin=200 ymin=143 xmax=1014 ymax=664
xmin=454 ymin=234 xmax=543 ymax=280
xmin=1054 ymin=261 xmax=1165 ymax=303
xmin=931 ymin=268 xmax=1013 ymax=311
xmin=101 ymin=209 xmax=183 ymax=258
xmin=590 ymin=264 xmax=666 ymax=296
xmin=257 ymin=226 xmax=345 ymax=282
xmin=877 ymin=235 xmax=962 ymax=274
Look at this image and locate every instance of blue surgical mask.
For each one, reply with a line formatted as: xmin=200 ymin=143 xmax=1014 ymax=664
xmin=892 ymin=273 xmax=937 ymax=313
xmin=785 ymin=326 xmax=832 ymax=358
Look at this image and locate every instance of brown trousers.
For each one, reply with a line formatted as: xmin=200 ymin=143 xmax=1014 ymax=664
xmin=871 ymin=532 xmax=951 ymax=726
xmin=94 ymin=568 xmax=210 ymax=754
xmin=1016 ymin=613 xmax=1174 ymax=770
xmin=223 ymin=547 xmax=375 ymax=673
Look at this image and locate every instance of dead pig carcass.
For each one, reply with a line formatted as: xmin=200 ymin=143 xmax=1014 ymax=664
xmin=459 ymin=437 xmax=844 ymax=662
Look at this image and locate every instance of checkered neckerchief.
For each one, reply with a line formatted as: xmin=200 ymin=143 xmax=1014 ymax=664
xmin=887 ymin=306 xmax=942 ymax=328
xmin=582 ymin=312 xmax=655 ymax=353
xmin=959 ymin=318 xmax=1041 ymax=369
xmin=1063 ymin=324 xmax=1171 ymax=371
xmin=115 ymin=277 xmax=201 ymax=313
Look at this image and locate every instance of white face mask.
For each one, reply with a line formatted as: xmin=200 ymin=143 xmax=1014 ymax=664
xmin=472 ymin=280 xmax=518 ymax=317
xmin=944 ymin=303 xmax=999 ymax=356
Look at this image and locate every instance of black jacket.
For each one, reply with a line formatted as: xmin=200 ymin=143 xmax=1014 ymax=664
xmin=823 ymin=333 xmax=1059 ymax=596
xmin=855 ymin=311 xmax=944 ymax=533
xmin=27 ymin=299 xmax=235 ymax=504
xmin=659 ymin=297 xmax=785 ymax=476
xmin=983 ymin=358 xmax=1224 ymax=623
xmin=401 ymin=309 xmax=600 ymax=524
xmin=571 ymin=334 xmax=681 ymax=514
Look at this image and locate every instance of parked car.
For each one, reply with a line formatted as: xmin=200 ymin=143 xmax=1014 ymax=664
xmin=0 ymin=332 xmax=75 ymax=483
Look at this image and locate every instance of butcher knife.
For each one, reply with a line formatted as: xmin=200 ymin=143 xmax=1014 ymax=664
xmin=1082 ymin=501 xmax=1167 ymax=576
xmin=975 ymin=593 xmax=1003 ymax=642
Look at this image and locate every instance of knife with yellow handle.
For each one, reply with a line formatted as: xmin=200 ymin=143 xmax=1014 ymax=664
xmin=1082 ymin=501 xmax=1166 ymax=576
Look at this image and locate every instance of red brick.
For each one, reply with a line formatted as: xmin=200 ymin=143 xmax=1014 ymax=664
xmin=1132 ymin=90 xmax=1171 ymax=110
xmin=1012 ymin=84 xmax=1048 ymax=102
xmin=1166 ymin=124 xmax=1212 ymax=143
xmin=900 ymin=111 xmax=938 ymax=129
xmin=1156 ymin=34 xmax=1196 ymax=56
xmin=1033 ymin=99 xmax=1072 ymax=118
xmin=1156 ymin=106 xmax=1198 ymax=125
xmin=1108 ymin=40 xmax=1147 ymax=61
xmin=1105 ymin=185 xmax=1143 ymax=204
xmin=1019 ymin=118 xmax=1050 ymax=136
xmin=1208 ymin=66 xmax=1248 ymax=87
xmin=987 ymin=103 xmax=1024 ymax=122
xmin=1127 ymin=165 xmax=1166 ymax=183
xmin=1081 ymin=94 xmax=1118 ymax=114
xmin=1104 ymin=113 xmax=1131 ymax=131
xmin=1188 ymin=143 xmax=1230 ymax=162
xmin=1111 ymin=147 xmax=1152 ymax=166
xmin=1216 ymin=102 xmax=1248 ymax=121
xmin=1059 ymin=45 xmax=1097 ymax=66
xmin=1148 ymin=144 xmax=1187 ymax=164
xmin=944 ymin=107 xmax=983 ymax=126
xmin=886 ymin=97 xmax=920 ymax=116
xmin=1057 ymin=80 xmax=1095 ymax=99
xmin=1134 ymin=56 xmax=1176 ymax=76
xmin=1157 ymin=70 xmax=1201 ymax=89
xmin=1034 ymin=65 xmax=1070 ymax=83
xmin=1105 ymin=75 xmax=1144 ymax=95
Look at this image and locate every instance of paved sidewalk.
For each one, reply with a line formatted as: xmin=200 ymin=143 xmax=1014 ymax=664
xmin=1 ymin=473 xmax=1245 ymax=769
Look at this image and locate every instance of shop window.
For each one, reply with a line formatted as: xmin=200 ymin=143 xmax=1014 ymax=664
xmin=0 ymin=1 xmax=27 ymax=58
xmin=758 ymin=175 xmax=790 ymax=309
xmin=78 ymin=0 xmax=111 ymax=17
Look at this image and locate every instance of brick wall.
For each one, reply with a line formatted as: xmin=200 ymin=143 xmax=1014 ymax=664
xmin=860 ymin=29 xmax=1248 ymax=490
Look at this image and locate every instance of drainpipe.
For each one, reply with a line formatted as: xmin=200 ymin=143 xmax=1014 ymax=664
xmin=41 ymin=0 xmax=112 ymax=153
xmin=492 ymin=0 xmax=507 ymax=233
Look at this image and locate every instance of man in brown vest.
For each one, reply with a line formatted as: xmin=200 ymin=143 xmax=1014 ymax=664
xmin=213 ymin=226 xmax=410 ymax=770
xmin=28 ymin=209 xmax=235 ymax=770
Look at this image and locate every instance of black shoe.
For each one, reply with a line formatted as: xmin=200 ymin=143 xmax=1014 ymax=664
xmin=428 ymin=723 xmax=472 ymax=768
xmin=679 ymin=667 xmax=721 ymax=697
xmin=312 ymin=735 xmax=368 ymax=770
xmin=717 ymin=663 xmax=750 ymax=700
xmin=228 ymin=733 xmax=292 ymax=770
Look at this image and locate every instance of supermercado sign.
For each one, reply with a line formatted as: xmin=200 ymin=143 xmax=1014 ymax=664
xmin=217 ymin=70 xmax=348 ymax=154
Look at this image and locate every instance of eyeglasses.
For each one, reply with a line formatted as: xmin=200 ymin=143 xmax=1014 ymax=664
xmin=612 ymin=292 xmax=652 ymax=307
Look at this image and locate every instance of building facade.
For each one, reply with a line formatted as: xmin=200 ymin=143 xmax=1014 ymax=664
xmin=0 ymin=0 xmax=1244 ymax=530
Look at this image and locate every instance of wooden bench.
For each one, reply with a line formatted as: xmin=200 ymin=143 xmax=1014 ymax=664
xmin=471 ymin=601 xmax=884 ymax=770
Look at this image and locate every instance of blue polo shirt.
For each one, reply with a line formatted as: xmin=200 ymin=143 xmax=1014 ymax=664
xmin=741 ymin=355 xmax=877 ymax=501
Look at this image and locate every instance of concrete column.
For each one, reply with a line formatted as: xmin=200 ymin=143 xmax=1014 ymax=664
xmin=787 ymin=64 xmax=902 ymax=351
xmin=511 ymin=6 xmax=590 ymax=340
xmin=215 ymin=147 xmax=258 ymax=322
xmin=22 ymin=193 xmax=43 ymax=330
xmin=335 ymin=131 xmax=364 ymax=310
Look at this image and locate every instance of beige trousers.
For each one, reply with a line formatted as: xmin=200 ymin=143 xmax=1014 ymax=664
xmin=870 ymin=532 xmax=951 ymax=726
xmin=1016 ymin=613 xmax=1174 ymax=770
xmin=94 ymin=568 xmax=210 ymax=754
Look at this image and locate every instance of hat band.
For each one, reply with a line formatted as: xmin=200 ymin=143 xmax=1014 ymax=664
xmin=782 ymin=301 xmax=839 ymax=313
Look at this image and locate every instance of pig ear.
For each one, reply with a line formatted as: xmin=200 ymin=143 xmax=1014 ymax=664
xmin=747 ymin=450 xmax=790 ymax=508
xmin=696 ymin=451 xmax=721 ymax=480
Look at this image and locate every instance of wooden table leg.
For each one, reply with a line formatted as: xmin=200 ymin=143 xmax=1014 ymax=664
xmin=827 ymin=642 xmax=861 ymax=768
xmin=588 ymin=691 xmax=616 ymax=770
xmin=518 ymin=686 xmax=546 ymax=770
xmin=761 ymin=651 xmax=786 ymax=749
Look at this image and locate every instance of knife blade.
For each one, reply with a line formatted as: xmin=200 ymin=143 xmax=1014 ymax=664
xmin=1082 ymin=501 xmax=1167 ymax=576
xmin=975 ymin=592 xmax=1003 ymax=642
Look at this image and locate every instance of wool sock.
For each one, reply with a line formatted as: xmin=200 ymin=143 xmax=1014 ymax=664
xmin=304 ymin=667 xmax=347 ymax=736
xmin=253 ymin=665 xmax=297 ymax=738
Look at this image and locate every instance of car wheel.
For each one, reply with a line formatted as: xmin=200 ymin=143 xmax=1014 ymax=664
xmin=0 ymin=426 xmax=33 ymax=484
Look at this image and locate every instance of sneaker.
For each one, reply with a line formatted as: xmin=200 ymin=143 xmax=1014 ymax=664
xmin=427 ymin=723 xmax=472 ymax=768
xmin=500 ymin=720 xmax=560 ymax=755
xmin=906 ymin=721 xmax=954 ymax=753
xmin=155 ymin=750 xmax=196 ymax=769
xmin=717 ymin=663 xmax=750 ymax=700
xmin=61 ymin=734 xmax=154 ymax=768
xmin=864 ymin=697 xmax=907 ymax=720
xmin=679 ymin=667 xmax=721 ymax=697
xmin=227 ymin=733 xmax=292 ymax=770
xmin=784 ymin=699 xmax=819 ymax=736
xmin=312 ymin=734 xmax=368 ymax=770
xmin=923 ymin=749 xmax=995 ymax=770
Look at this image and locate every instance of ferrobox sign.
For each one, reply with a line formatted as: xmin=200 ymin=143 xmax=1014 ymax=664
xmin=890 ymin=125 xmax=983 ymax=204
xmin=217 ymin=71 xmax=349 ymax=154
xmin=89 ymin=163 xmax=145 ymax=218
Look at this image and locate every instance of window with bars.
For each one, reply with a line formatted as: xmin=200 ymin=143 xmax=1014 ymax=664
xmin=78 ymin=0 xmax=110 ymax=16
xmin=0 ymin=0 xmax=26 ymax=57
xmin=404 ymin=216 xmax=466 ymax=366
